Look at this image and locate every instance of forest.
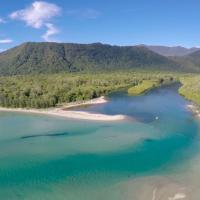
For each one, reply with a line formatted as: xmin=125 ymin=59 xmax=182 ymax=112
xmin=0 ymin=71 xmax=177 ymax=108
xmin=0 ymin=69 xmax=199 ymax=109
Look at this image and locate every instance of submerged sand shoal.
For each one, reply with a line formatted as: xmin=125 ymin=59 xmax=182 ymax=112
xmin=0 ymin=96 xmax=127 ymax=121
xmin=116 ymin=176 xmax=190 ymax=200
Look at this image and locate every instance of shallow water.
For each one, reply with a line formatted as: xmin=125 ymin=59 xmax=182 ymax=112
xmin=0 ymin=84 xmax=200 ymax=200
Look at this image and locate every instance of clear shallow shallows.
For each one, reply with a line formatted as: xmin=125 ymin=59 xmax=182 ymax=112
xmin=0 ymin=84 xmax=200 ymax=200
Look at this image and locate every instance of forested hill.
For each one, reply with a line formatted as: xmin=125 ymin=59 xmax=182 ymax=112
xmin=0 ymin=42 xmax=184 ymax=76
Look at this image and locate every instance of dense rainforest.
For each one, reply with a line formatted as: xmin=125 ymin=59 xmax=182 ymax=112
xmin=0 ymin=71 xmax=177 ymax=108
xmin=0 ymin=42 xmax=200 ymax=109
xmin=0 ymin=42 xmax=194 ymax=76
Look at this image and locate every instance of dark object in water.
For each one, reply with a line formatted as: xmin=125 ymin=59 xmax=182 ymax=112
xmin=144 ymin=138 xmax=154 ymax=143
xmin=20 ymin=132 xmax=69 ymax=139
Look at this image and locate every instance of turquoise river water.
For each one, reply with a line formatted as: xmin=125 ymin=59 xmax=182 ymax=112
xmin=1 ymin=84 xmax=200 ymax=199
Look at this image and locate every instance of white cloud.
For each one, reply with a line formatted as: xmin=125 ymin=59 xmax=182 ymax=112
xmin=0 ymin=39 xmax=13 ymax=44
xmin=42 ymin=23 xmax=59 ymax=42
xmin=10 ymin=1 xmax=61 ymax=28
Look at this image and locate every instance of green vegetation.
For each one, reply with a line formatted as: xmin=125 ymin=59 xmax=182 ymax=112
xmin=1 ymin=42 xmax=200 ymax=109
xmin=1 ymin=69 xmax=200 ymax=109
xmin=0 ymin=71 xmax=176 ymax=108
xmin=128 ymin=77 xmax=175 ymax=95
xmin=128 ymin=80 xmax=160 ymax=95
xmin=0 ymin=42 xmax=183 ymax=76
xmin=179 ymin=76 xmax=200 ymax=105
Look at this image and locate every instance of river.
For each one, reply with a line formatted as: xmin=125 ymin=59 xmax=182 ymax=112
xmin=0 ymin=84 xmax=199 ymax=199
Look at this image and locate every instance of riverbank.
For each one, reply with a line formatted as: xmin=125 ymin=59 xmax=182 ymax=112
xmin=0 ymin=96 xmax=126 ymax=121
xmin=128 ymin=79 xmax=177 ymax=96
xmin=187 ymin=104 xmax=200 ymax=119
xmin=60 ymin=96 xmax=108 ymax=108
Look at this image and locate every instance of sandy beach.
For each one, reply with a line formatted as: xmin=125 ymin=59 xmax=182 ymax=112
xmin=0 ymin=96 xmax=127 ymax=121
xmin=61 ymin=96 xmax=108 ymax=108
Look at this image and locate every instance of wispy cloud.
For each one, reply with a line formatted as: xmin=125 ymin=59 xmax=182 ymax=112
xmin=10 ymin=1 xmax=61 ymax=41
xmin=42 ymin=23 xmax=59 ymax=42
xmin=67 ymin=8 xmax=100 ymax=19
xmin=0 ymin=39 xmax=13 ymax=44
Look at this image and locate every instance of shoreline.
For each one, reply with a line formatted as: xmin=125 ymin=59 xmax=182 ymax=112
xmin=0 ymin=96 xmax=127 ymax=121
xmin=60 ymin=96 xmax=108 ymax=109
xmin=186 ymin=104 xmax=200 ymax=119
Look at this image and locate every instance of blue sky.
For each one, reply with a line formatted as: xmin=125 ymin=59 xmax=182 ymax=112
xmin=0 ymin=0 xmax=200 ymax=50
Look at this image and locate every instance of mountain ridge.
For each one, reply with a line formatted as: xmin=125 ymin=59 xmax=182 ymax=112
xmin=171 ymin=49 xmax=200 ymax=71
xmin=0 ymin=42 xmax=184 ymax=76
xmin=142 ymin=45 xmax=200 ymax=57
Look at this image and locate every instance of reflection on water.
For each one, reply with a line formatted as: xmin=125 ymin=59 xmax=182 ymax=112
xmin=0 ymin=84 xmax=199 ymax=200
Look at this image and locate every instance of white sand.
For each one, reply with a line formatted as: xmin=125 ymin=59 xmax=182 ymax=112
xmin=186 ymin=104 xmax=200 ymax=118
xmin=0 ymin=96 xmax=127 ymax=121
xmin=62 ymin=96 xmax=108 ymax=108
xmin=187 ymin=104 xmax=195 ymax=109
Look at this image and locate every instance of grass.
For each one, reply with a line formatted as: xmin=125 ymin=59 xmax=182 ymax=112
xmin=179 ymin=76 xmax=200 ymax=106
xmin=128 ymin=80 xmax=161 ymax=95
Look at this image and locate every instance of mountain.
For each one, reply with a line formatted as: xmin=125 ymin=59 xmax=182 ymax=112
xmin=0 ymin=42 xmax=190 ymax=76
xmin=186 ymin=50 xmax=200 ymax=65
xmin=171 ymin=50 xmax=200 ymax=71
xmin=144 ymin=45 xmax=200 ymax=57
